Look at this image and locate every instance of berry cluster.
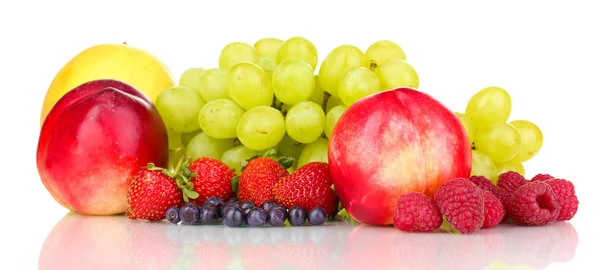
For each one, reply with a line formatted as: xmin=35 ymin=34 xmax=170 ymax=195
xmin=392 ymin=171 xmax=579 ymax=233
xmin=165 ymin=196 xmax=328 ymax=227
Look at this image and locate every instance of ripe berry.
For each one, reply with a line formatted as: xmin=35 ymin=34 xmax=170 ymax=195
xmin=308 ymin=207 xmax=327 ymax=226
xmin=269 ymin=205 xmax=287 ymax=226
xmin=392 ymin=192 xmax=442 ymax=232
xmin=469 ymin=175 xmax=501 ymax=199
xmin=497 ymin=171 xmax=527 ymax=204
xmin=261 ymin=200 xmax=277 ymax=212
xmin=546 ymin=179 xmax=578 ymax=221
xmin=198 ymin=205 xmax=219 ymax=224
xmin=506 ymin=181 xmax=560 ymax=226
xmin=531 ymin=173 xmax=554 ymax=182
xmin=288 ymin=206 xmax=307 ymax=226
xmin=179 ymin=203 xmax=200 ymax=225
xmin=482 ymin=190 xmax=504 ymax=229
xmin=434 ymin=178 xmax=485 ymax=233
xmin=165 ymin=206 xmax=180 ymax=224
xmin=247 ymin=207 xmax=268 ymax=227
xmin=222 ymin=205 xmax=244 ymax=227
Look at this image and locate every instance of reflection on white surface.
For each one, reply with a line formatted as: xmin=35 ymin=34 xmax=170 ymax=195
xmin=39 ymin=213 xmax=578 ymax=270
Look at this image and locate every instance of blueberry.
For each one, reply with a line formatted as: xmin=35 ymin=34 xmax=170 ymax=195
xmin=288 ymin=206 xmax=307 ymax=226
xmin=308 ymin=206 xmax=327 ymax=225
xmin=222 ymin=205 xmax=244 ymax=227
xmin=166 ymin=206 xmax=181 ymax=224
xmin=243 ymin=207 xmax=253 ymax=217
xmin=221 ymin=203 xmax=240 ymax=217
xmin=240 ymin=201 xmax=256 ymax=210
xmin=198 ymin=205 xmax=219 ymax=224
xmin=179 ymin=203 xmax=200 ymax=225
xmin=261 ymin=200 xmax=276 ymax=212
xmin=204 ymin=196 xmax=225 ymax=206
xmin=247 ymin=208 xmax=268 ymax=227
xmin=226 ymin=195 xmax=239 ymax=204
xmin=268 ymin=206 xmax=287 ymax=226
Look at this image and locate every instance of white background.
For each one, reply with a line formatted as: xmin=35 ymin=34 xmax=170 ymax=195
xmin=1 ymin=0 xmax=599 ymax=269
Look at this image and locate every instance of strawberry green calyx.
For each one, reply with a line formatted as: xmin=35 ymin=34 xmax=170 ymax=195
xmin=231 ymin=176 xmax=240 ymax=192
xmin=277 ymin=157 xmax=294 ymax=169
xmin=165 ymin=155 xmax=200 ymax=202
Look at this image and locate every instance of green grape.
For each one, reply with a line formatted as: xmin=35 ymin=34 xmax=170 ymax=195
xmin=181 ymin=129 xmax=202 ymax=147
xmin=276 ymin=36 xmax=318 ymax=70
xmin=507 ymin=120 xmax=543 ymax=163
xmin=318 ymin=45 xmax=369 ymax=97
xmin=325 ymin=105 xmax=347 ymax=138
xmin=285 ymin=101 xmax=325 ymax=144
xmin=471 ymin=149 xmax=498 ymax=184
xmin=309 ymin=75 xmax=325 ymax=106
xmin=297 ymin=137 xmax=329 ymax=168
xmin=465 ymin=86 xmax=512 ymax=129
xmin=225 ymin=62 xmax=273 ymax=110
xmin=272 ymin=59 xmax=315 ymax=105
xmin=338 ymin=67 xmax=380 ymax=106
xmin=326 ymin=96 xmax=343 ymax=113
xmin=179 ymin=68 xmax=206 ymax=92
xmin=167 ymin=129 xmax=184 ymax=149
xmin=254 ymin=38 xmax=284 ymax=60
xmin=237 ymin=106 xmax=286 ymax=150
xmin=374 ymin=58 xmax=419 ymax=91
xmin=256 ymin=57 xmax=277 ymax=77
xmin=167 ymin=148 xmax=186 ymax=174
xmin=198 ymin=68 xmax=229 ymax=102
xmin=455 ymin=112 xmax=476 ymax=147
xmin=278 ymin=133 xmax=305 ymax=169
xmin=365 ymin=40 xmax=407 ymax=70
xmin=198 ymin=99 xmax=245 ymax=139
xmin=185 ymin=132 xmax=235 ymax=161
xmin=495 ymin=162 xmax=525 ymax=177
xmin=219 ymin=42 xmax=258 ymax=70
xmin=474 ymin=122 xmax=521 ymax=163
xmin=156 ymin=86 xmax=206 ymax=133
xmin=221 ymin=145 xmax=258 ymax=174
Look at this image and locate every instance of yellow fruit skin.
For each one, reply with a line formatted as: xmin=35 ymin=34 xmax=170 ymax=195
xmin=40 ymin=43 xmax=175 ymax=126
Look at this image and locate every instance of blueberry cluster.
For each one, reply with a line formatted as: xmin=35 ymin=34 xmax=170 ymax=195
xmin=165 ymin=196 xmax=327 ymax=227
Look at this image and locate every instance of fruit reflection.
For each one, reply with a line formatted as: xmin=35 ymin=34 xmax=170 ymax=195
xmin=38 ymin=214 xmax=577 ymax=269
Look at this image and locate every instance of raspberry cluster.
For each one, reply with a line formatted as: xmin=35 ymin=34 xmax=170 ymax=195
xmin=392 ymin=171 xmax=579 ymax=233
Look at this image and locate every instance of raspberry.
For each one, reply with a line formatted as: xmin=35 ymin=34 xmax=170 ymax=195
xmin=393 ymin=192 xmax=443 ymax=232
xmin=506 ymin=181 xmax=560 ymax=226
xmin=497 ymin=171 xmax=527 ymax=204
xmin=482 ymin=190 xmax=504 ymax=228
xmin=434 ymin=178 xmax=485 ymax=233
xmin=469 ymin=175 xmax=501 ymax=199
xmin=546 ymin=179 xmax=578 ymax=221
xmin=531 ymin=173 xmax=554 ymax=182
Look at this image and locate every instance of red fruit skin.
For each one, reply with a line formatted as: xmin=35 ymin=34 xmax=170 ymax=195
xmin=36 ymin=79 xmax=168 ymax=215
xmin=506 ymin=181 xmax=560 ymax=226
xmin=531 ymin=173 xmax=554 ymax=182
xmin=328 ymin=87 xmax=472 ymax=225
xmin=497 ymin=171 xmax=528 ymax=205
xmin=188 ymin=157 xmax=236 ymax=204
xmin=546 ymin=179 xmax=579 ymax=221
xmin=482 ymin=190 xmax=505 ymax=229
xmin=126 ymin=168 xmax=183 ymax=221
xmin=469 ymin=175 xmax=501 ymax=200
xmin=273 ymin=162 xmax=338 ymax=216
xmin=237 ymin=158 xmax=289 ymax=207
xmin=434 ymin=178 xmax=485 ymax=233
xmin=392 ymin=192 xmax=442 ymax=232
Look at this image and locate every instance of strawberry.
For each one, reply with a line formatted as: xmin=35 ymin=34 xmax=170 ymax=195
xmin=126 ymin=163 xmax=185 ymax=221
xmin=236 ymin=149 xmax=294 ymax=207
xmin=187 ymin=157 xmax=236 ymax=204
xmin=272 ymin=162 xmax=338 ymax=217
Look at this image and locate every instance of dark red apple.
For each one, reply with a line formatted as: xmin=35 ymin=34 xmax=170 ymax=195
xmin=36 ymin=79 xmax=168 ymax=215
xmin=328 ymin=87 xmax=471 ymax=225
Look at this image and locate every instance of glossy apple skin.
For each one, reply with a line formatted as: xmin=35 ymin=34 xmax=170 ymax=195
xmin=328 ymin=87 xmax=471 ymax=225
xmin=36 ymin=79 xmax=168 ymax=215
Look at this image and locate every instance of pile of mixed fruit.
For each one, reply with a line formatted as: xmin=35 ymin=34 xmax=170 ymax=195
xmin=36 ymin=36 xmax=578 ymax=234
